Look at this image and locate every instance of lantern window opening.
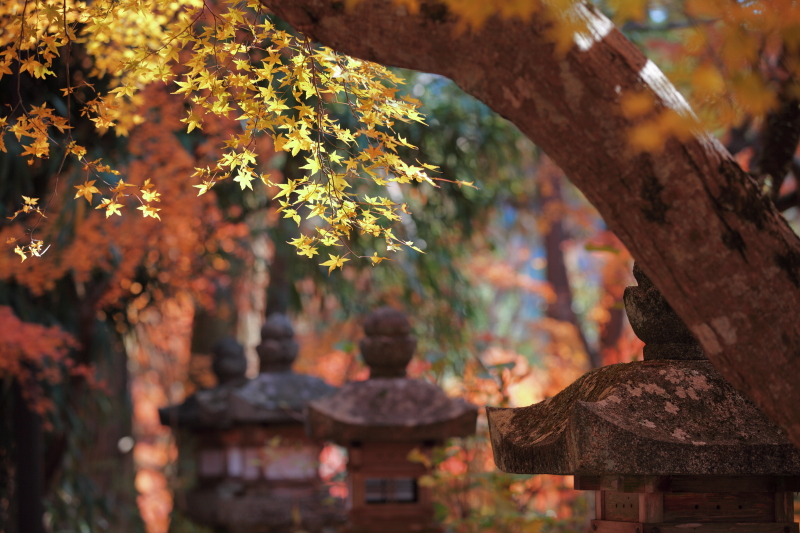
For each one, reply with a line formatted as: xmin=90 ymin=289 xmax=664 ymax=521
xmin=364 ymin=477 xmax=419 ymax=504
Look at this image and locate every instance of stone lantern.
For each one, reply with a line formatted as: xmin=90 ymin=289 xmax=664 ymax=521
xmin=487 ymin=264 xmax=800 ymax=533
xmin=305 ymin=307 xmax=479 ymax=533
xmin=159 ymin=314 xmax=341 ymax=533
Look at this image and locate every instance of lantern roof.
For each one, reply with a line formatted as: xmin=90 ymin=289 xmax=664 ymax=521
xmin=159 ymin=314 xmax=336 ymax=429
xmin=306 ymin=307 xmax=477 ymax=443
xmin=487 ymin=263 xmax=800 ymax=476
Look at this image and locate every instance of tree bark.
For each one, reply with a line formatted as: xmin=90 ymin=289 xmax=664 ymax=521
xmin=264 ymin=0 xmax=800 ymax=446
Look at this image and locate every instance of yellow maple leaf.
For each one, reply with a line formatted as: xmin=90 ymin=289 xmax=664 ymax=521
xmin=300 ymin=156 xmax=321 ymax=175
xmin=194 ymin=180 xmax=215 ymax=196
xmin=142 ymin=189 xmax=161 ymax=202
xmin=272 ymin=180 xmax=296 ymax=200
xmin=105 ymin=202 xmax=123 ymax=217
xmin=181 ymin=111 xmax=203 ymax=133
xmin=369 ymin=252 xmax=389 ymax=265
xmin=22 ymin=196 xmax=39 ymax=206
xmin=14 ymin=246 xmax=26 ymax=262
xmin=96 ymin=198 xmax=123 ymax=217
xmin=297 ymin=245 xmax=319 ymax=258
xmin=320 ymin=254 xmax=349 ymax=274
xmin=234 ymin=167 xmax=255 ymax=190
xmin=74 ymin=180 xmax=100 ymax=203
xmin=137 ymin=204 xmax=161 ymax=220
xmin=110 ymin=180 xmax=135 ymax=195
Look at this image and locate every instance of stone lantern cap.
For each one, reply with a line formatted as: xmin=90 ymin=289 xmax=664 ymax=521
xmin=306 ymin=307 xmax=478 ymax=443
xmin=159 ymin=314 xmax=336 ymax=429
xmin=486 ymin=264 xmax=800 ymax=476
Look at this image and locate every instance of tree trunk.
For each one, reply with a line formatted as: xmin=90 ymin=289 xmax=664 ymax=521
xmin=12 ymin=380 xmax=44 ymax=533
xmin=538 ymin=170 xmax=601 ymax=368
xmin=263 ymin=0 xmax=800 ymax=446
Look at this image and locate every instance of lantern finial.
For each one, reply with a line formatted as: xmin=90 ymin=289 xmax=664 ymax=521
xmin=256 ymin=313 xmax=298 ymax=372
xmin=211 ymin=336 xmax=248 ymax=384
xmin=623 ymin=262 xmax=706 ymax=361
xmin=359 ymin=307 xmax=416 ymax=378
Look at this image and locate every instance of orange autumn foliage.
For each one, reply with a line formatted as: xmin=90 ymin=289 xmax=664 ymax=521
xmin=0 ymin=83 xmax=266 ymax=533
xmin=0 ymin=82 xmax=259 ymax=377
xmin=0 ymin=305 xmax=76 ymax=384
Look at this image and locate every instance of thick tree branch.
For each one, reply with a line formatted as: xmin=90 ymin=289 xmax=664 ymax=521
xmin=264 ymin=0 xmax=800 ymax=447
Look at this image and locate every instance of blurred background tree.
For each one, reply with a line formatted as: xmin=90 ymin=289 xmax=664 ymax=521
xmin=5 ymin=0 xmax=800 ymax=531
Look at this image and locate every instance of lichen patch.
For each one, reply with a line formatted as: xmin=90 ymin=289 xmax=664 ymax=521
xmin=643 ymin=383 xmax=666 ymax=395
xmin=625 ymin=384 xmax=643 ymax=397
xmin=690 ymin=375 xmax=711 ymax=391
xmin=711 ymin=316 xmax=737 ymax=346
xmin=672 ymin=428 xmax=688 ymax=440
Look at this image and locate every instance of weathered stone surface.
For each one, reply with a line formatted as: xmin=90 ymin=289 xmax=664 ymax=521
xmin=487 ymin=359 xmax=800 ymax=476
xmin=257 ymin=313 xmax=299 ymax=372
xmin=229 ymin=372 xmax=336 ymax=424
xmin=359 ymin=307 xmax=416 ymax=378
xmin=159 ymin=337 xmax=249 ymax=428
xmin=160 ymin=371 xmax=335 ymax=427
xmin=307 ymin=307 xmax=477 ymax=443
xmin=307 ymin=378 xmax=477 ymax=442
xmin=213 ymin=336 xmax=249 ymax=383
xmin=159 ymin=318 xmax=335 ymax=428
xmin=488 ymin=263 xmax=800 ymax=476
xmin=624 ymin=264 xmax=705 ymax=361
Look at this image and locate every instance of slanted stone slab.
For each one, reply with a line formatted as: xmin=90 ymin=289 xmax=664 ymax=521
xmin=487 ymin=359 xmax=800 ymax=476
xmin=487 ymin=263 xmax=800 ymax=477
xmin=159 ymin=315 xmax=335 ymax=428
xmin=307 ymin=377 xmax=477 ymax=442
xmin=229 ymin=372 xmax=336 ymax=424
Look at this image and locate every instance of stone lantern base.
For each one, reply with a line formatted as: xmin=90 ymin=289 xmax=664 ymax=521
xmin=577 ymin=475 xmax=799 ymax=533
xmin=346 ymin=442 xmax=437 ymax=533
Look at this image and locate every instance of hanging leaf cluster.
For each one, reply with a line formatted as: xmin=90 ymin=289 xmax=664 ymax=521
xmin=1 ymin=0 xmax=437 ymax=270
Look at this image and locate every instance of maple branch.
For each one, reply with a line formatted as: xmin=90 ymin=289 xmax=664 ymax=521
xmin=263 ymin=0 xmax=800 ymax=448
